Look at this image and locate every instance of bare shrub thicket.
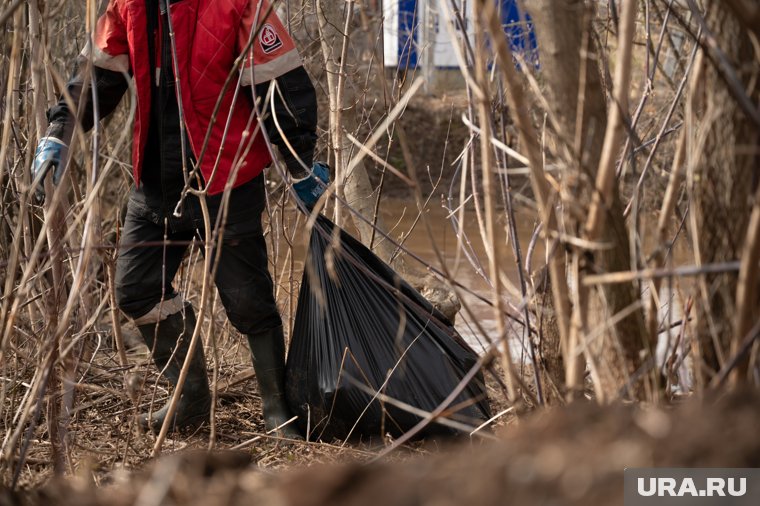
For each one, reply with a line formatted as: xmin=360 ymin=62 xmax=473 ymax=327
xmin=0 ymin=0 xmax=758 ymax=488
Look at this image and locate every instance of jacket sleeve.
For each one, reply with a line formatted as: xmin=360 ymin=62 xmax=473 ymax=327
xmin=238 ymin=1 xmax=316 ymax=178
xmin=252 ymin=65 xmax=318 ymax=178
xmin=46 ymin=0 xmax=130 ymax=142
xmin=237 ymin=0 xmax=302 ymax=86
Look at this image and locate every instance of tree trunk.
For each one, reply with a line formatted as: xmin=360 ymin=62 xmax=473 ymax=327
xmin=688 ymin=0 xmax=760 ymax=386
xmin=528 ymin=0 xmax=649 ymax=401
xmin=531 ymin=267 xmax=566 ymax=402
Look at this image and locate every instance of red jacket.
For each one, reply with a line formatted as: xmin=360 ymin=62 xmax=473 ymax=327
xmin=87 ymin=0 xmax=302 ymax=195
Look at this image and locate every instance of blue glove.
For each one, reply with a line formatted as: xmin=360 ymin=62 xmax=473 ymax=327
xmin=32 ymin=136 xmax=67 ymax=203
xmin=293 ymin=162 xmax=330 ymax=209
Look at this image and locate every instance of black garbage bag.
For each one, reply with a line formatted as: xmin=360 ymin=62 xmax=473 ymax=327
xmin=285 ymin=215 xmax=491 ymax=441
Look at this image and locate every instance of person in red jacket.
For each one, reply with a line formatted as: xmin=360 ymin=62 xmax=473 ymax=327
xmin=32 ymin=0 xmax=328 ymax=438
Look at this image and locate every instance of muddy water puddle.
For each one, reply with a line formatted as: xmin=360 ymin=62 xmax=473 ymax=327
xmin=378 ymin=198 xmax=693 ymax=370
xmin=376 ymin=199 xmax=539 ymax=354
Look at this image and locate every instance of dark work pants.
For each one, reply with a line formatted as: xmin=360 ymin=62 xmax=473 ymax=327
xmin=114 ymin=175 xmax=282 ymax=335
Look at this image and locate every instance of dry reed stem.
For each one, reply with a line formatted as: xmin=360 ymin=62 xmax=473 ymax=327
xmin=471 ymin=5 xmax=518 ymax=403
xmin=645 ymin=45 xmax=703 ymax=348
xmin=29 ymin=0 xmax=67 ymax=474
xmin=616 ymin=0 xmax=676 ymax=179
xmin=328 ymin=0 xmax=354 ymax=227
xmin=731 ymin=183 xmax=760 ymax=383
xmin=476 ymin=0 xmax=576 ymax=393
xmin=585 ymin=0 xmax=636 ymax=242
xmin=580 ymin=0 xmax=640 ymax=403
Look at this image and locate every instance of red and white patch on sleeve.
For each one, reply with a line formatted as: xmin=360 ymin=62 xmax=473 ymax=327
xmin=259 ymin=23 xmax=283 ymax=54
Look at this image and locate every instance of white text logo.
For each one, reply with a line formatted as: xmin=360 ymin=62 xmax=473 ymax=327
xmin=637 ymin=477 xmax=747 ymax=497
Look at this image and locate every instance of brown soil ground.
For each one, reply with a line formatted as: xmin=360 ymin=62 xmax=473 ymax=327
xmin=6 ymin=390 xmax=760 ymax=506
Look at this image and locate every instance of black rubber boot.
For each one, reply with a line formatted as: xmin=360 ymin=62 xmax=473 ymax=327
xmin=247 ymin=326 xmax=302 ymax=439
xmin=137 ymin=304 xmax=211 ymax=433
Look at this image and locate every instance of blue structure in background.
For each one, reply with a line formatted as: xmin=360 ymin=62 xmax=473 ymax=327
xmin=394 ymin=0 xmax=538 ymax=70
xmin=501 ymin=0 xmax=539 ymax=66
xmin=397 ymin=0 xmax=420 ymax=69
